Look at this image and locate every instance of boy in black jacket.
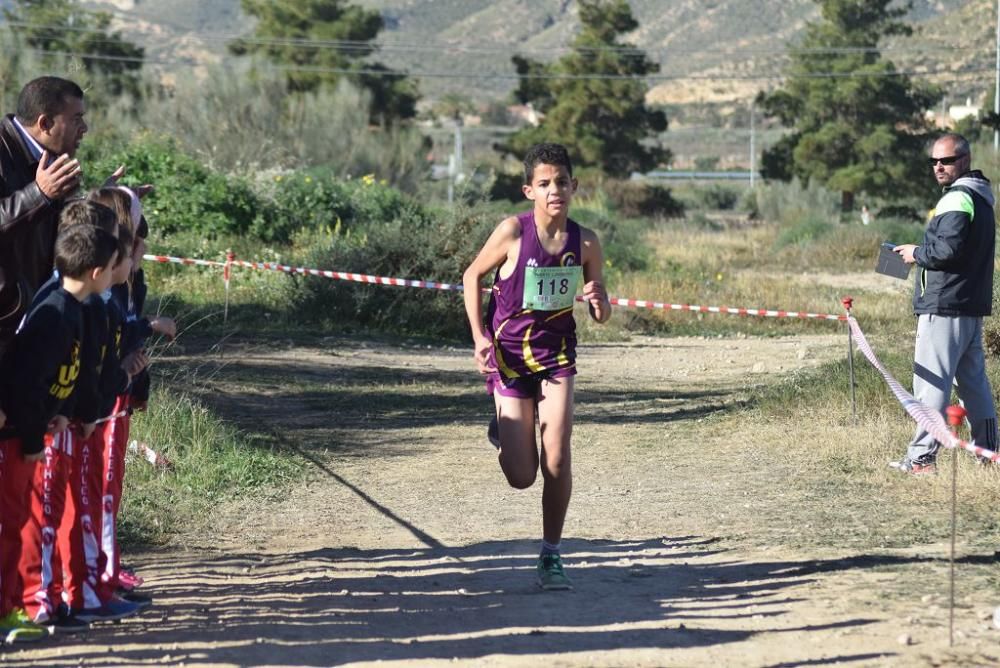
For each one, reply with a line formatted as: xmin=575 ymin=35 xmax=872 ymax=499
xmin=0 ymin=205 xmax=117 ymax=641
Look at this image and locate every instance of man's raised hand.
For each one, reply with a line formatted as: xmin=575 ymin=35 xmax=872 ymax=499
xmin=36 ymin=150 xmax=81 ymax=201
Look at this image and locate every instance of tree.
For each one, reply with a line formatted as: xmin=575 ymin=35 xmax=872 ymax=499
xmin=3 ymin=0 xmax=145 ymax=98
xmin=980 ymin=110 xmax=1000 ymax=138
xmin=501 ymin=0 xmax=669 ymax=176
xmin=757 ymin=0 xmax=940 ymax=211
xmin=231 ymin=0 xmax=418 ymax=124
xmin=977 ymin=82 xmax=999 ymax=141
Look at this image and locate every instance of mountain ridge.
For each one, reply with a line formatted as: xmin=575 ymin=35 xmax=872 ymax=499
xmin=58 ymin=0 xmax=995 ymax=108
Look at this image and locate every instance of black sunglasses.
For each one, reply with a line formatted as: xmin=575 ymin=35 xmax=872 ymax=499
xmin=927 ymin=154 xmax=965 ymax=167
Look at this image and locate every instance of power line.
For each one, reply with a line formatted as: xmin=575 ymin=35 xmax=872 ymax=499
xmin=0 ymin=19 xmax=971 ymax=58
xmin=7 ymin=45 xmax=992 ymax=83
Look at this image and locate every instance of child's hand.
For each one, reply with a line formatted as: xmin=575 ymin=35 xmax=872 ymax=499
xmin=102 ymin=164 xmax=126 ymax=187
xmin=473 ymin=333 xmax=496 ymax=375
xmin=81 ymin=422 xmax=96 ymax=439
xmin=150 ymin=316 xmax=176 ymax=340
xmin=122 ymin=349 xmax=150 ymax=377
xmin=47 ymin=415 xmax=69 ymax=434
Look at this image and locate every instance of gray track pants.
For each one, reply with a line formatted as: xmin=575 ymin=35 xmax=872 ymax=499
xmin=906 ymin=314 xmax=999 ymax=464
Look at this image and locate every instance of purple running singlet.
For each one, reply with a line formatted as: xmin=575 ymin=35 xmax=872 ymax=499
xmin=485 ymin=211 xmax=583 ymax=398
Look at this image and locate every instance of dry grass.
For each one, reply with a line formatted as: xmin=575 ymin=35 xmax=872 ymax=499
xmin=587 ymin=220 xmax=913 ymax=338
xmin=726 ymin=347 xmax=1000 ymax=551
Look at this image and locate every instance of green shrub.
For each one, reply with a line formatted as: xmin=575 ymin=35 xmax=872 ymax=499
xmin=293 ymin=200 xmax=498 ymax=337
xmin=81 ymin=135 xmax=266 ymax=238
xmin=674 ymin=183 xmax=745 ymax=211
xmin=706 ymin=184 xmax=741 ymax=210
xmin=774 ymin=213 xmax=834 ymax=248
xmin=756 ymin=178 xmax=840 ymax=226
xmin=869 ymin=217 xmax=924 ymax=246
xmin=253 ymin=169 xmax=432 ymax=241
xmin=598 ymin=179 xmax=684 ymax=218
xmin=738 ymin=188 xmax=760 ymax=218
xmin=82 ymin=135 xmax=437 ymax=243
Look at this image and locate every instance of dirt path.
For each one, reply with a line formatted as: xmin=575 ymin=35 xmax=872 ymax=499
xmin=5 ymin=334 xmax=998 ymax=667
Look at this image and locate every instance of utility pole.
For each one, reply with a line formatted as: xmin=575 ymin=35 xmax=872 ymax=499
xmin=749 ymin=101 xmax=756 ymax=190
xmin=994 ymin=0 xmax=999 ymax=150
xmin=454 ymin=120 xmax=464 ymax=183
xmin=447 ymin=120 xmax=464 ymax=205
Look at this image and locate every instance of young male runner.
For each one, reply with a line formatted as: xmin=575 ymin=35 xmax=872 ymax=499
xmin=463 ymin=143 xmax=611 ymax=590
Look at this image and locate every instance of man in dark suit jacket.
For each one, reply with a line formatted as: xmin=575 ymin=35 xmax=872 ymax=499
xmin=0 ymin=77 xmax=88 ymax=355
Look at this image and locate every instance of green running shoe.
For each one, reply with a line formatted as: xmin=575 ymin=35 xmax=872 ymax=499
xmin=536 ymin=553 xmax=573 ymax=591
xmin=0 ymin=608 xmax=49 ymax=644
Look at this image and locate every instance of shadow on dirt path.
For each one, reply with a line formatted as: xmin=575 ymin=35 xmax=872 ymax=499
xmin=3 ymin=535 xmax=908 ymax=667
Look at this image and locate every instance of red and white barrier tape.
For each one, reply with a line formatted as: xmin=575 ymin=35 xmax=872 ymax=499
xmin=144 ymin=255 xmax=223 ymax=269
xmin=607 ymin=299 xmax=846 ymax=321
xmin=144 ymin=254 xmax=463 ymax=292
xmin=848 ymin=316 xmax=1000 ymax=463
xmin=95 ymin=409 xmax=129 ymax=425
xmin=127 ymin=439 xmax=172 ymax=470
xmin=143 ymin=253 xmax=847 ymax=321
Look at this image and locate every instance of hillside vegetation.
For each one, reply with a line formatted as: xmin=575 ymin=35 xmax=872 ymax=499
xmin=81 ymin=0 xmax=988 ymax=103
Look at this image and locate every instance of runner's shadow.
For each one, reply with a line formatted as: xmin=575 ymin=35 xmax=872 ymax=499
xmin=8 ymin=536 xmax=900 ymax=667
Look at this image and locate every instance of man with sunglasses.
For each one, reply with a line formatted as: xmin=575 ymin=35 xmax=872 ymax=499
xmin=891 ymin=133 xmax=998 ymax=473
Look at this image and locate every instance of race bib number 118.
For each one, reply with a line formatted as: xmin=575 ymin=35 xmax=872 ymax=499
xmin=522 ymin=265 xmax=583 ymax=310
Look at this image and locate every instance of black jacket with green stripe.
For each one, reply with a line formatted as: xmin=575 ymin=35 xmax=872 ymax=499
xmin=912 ymin=170 xmax=995 ymax=317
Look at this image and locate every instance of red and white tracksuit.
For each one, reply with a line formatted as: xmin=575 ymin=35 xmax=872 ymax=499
xmin=57 ymin=423 xmax=106 ymax=612
xmin=47 ymin=396 xmax=130 ymax=612
xmin=18 ymin=432 xmax=70 ymax=622
xmin=97 ymin=396 xmax=130 ymax=600
xmin=0 ymin=437 xmax=37 ymax=618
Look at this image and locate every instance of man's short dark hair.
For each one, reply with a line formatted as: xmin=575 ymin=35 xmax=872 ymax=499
xmin=15 ymin=77 xmax=84 ymax=126
xmin=55 ymin=201 xmax=119 ymax=278
xmin=524 ymin=143 xmax=573 ymax=184
xmin=935 ymin=132 xmax=970 ymax=158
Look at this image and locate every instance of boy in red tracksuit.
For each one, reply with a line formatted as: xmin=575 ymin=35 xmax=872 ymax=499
xmin=102 ymin=212 xmax=172 ymax=597
xmin=57 ymin=189 xmax=146 ymax=625
xmin=0 ymin=209 xmax=119 ymax=641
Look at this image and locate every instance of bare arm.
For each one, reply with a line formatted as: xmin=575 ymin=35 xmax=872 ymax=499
xmin=462 ymin=217 xmax=520 ymax=373
xmin=581 ymin=227 xmax=611 ymax=324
